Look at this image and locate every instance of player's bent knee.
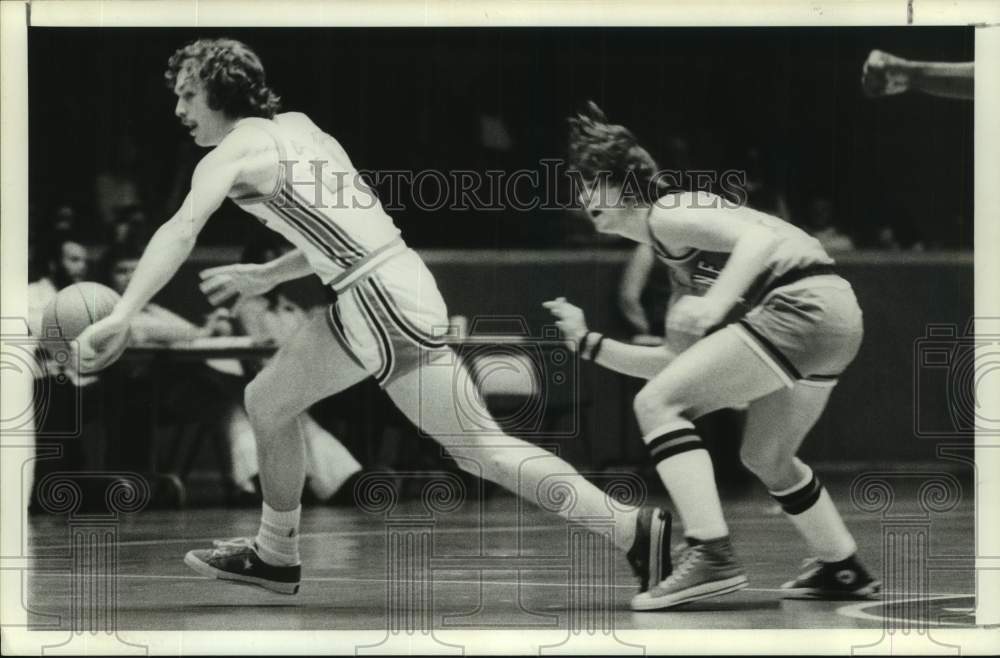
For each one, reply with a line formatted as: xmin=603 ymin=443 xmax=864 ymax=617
xmin=632 ymin=386 xmax=686 ymax=428
xmin=739 ymin=445 xmax=792 ymax=482
xmin=244 ymin=377 xmax=292 ymax=432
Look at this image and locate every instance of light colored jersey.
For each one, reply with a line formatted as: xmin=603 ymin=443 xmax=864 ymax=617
xmin=648 ymin=198 xmax=835 ymax=307
xmin=230 ymin=112 xmax=403 ymax=293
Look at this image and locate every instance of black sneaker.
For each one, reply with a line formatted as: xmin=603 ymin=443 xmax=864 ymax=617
xmin=184 ymin=538 xmax=301 ymax=595
xmin=626 ymin=506 xmax=672 ymax=593
xmin=631 ymin=536 xmax=748 ymax=611
xmin=781 ymin=555 xmax=881 ymax=599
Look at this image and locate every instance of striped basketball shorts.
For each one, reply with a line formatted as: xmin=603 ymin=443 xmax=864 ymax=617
xmin=730 ymin=274 xmax=864 ymax=389
xmin=325 ymin=247 xmax=452 ymax=388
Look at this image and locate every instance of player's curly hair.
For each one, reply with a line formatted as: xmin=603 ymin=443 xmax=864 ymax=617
xmin=164 ymin=38 xmax=281 ymax=119
xmin=567 ymin=101 xmax=663 ymax=204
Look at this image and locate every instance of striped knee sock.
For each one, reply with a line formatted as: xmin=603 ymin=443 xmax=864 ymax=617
xmin=645 ymin=421 xmax=728 ymax=541
xmin=770 ymin=466 xmax=856 ymax=563
xmin=254 ymin=502 xmax=302 ymax=566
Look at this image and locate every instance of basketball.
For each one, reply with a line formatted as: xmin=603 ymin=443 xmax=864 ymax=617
xmin=40 ymin=282 xmax=130 ymax=372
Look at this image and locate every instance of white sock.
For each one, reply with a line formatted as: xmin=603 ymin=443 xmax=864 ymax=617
xmin=770 ymin=467 xmax=857 ymax=563
xmin=645 ymin=422 xmax=729 ymax=541
xmin=254 ymin=502 xmax=301 ymax=566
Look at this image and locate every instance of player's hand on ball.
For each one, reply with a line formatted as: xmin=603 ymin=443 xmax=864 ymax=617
xmin=667 ymin=295 xmax=726 ymax=339
xmin=199 ymin=263 xmax=276 ymax=308
xmin=542 ymin=297 xmax=589 ymax=351
xmin=75 ymin=313 xmax=130 ymax=374
xmin=862 ymin=49 xmax=912 ymax=97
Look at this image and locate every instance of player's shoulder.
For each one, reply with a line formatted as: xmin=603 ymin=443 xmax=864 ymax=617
xmin=273 ymin=110 xmax=316 ymax=128
xmin=648 ymin=191 xmax=717 ymax=231
xmin=198 ymin=121 xmax=279 ymax=171
xmin=224 ymin=120 xmax=280 ymax=153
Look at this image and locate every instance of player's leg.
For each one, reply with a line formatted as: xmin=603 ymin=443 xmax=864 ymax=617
xmin=382 ymin=353 xmax=673 ymax=592
xmin=629 ymin=325 xmax=788 ymax=610
xmin=243 ymin=310 xmax=369 ymax=510
xmin=741 ymin=383 xmax=880 ymax=598
xmin=185 ymin=308 xmax=370 ymax=593
xmin=301 ymin=412 xmax=362 ymax=500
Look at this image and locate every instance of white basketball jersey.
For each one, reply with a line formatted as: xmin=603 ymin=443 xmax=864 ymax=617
xmin=231 ymin=112 xmax=403 ymax=291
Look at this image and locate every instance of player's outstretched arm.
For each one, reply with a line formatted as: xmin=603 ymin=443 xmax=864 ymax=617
xmin=115 ymin=156 xmax=242 ymax=318
xmin=862 ymin=50 xmax=973 ymax=100
xmin=543 ymin=297 xmax=676 ymax=380
xmin=75 ymin=148 xmax=243 ymax=371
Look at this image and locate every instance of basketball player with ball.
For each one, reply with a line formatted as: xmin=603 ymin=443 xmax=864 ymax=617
xmin=544 ymin=102 xmax=881 ymax=609
xmin=74 ymin=38 xmax=673 ymax=600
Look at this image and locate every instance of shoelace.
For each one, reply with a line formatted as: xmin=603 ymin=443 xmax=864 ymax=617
xmin=665 ymin=545 xmax=703 ymax=584
xmin=210 ymin=537 xmax=255 ymax=557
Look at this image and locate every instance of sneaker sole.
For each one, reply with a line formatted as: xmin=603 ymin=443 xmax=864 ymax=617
xmin=631 ymin=574 xmax=749 ymax=611
xmin=183 ymin=551 xmax=300 ymax=595
xmin=781 ymin=580 xmax=881 ymax=600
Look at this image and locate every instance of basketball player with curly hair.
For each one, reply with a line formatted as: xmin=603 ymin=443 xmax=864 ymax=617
xmin=544 ymin=102 xmax=880 ymax=610
xmin=77 ymin=40 xmax=673 ymax=598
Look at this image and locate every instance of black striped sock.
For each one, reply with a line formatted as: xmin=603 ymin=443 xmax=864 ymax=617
xmin=646 ymin=429 xmax=704 ymax=464
xmin=771 ymin=473 xmax=824 ymax=515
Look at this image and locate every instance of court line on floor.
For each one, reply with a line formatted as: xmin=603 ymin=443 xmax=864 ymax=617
xmin=25 ymin=571 xmax=974 ymax=600
xmin=27 ymin=525 xmax=559 ymax=550
xmin=836 ymin=594 xmax=976 ymax=627
xmin=27 ymin=510 xmax=975 ymax=551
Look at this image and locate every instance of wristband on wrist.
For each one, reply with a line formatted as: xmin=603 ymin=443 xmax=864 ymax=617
xmin=590 ymin=334 xmax=607 ymax=362
xmin=581 ymin=331 xmax=602 ymax=361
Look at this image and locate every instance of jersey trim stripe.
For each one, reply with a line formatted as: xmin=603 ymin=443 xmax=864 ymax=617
xmin=352 ymin=287 xmax=394 ymax=385
xmin=366 ymin=278 xmax=447 ymax=350
xmin=325 ymin=304 xmax=367 ymax=372
xmin=283 ymin=185 xmax=366 ymax=259
xmin=272 ymin=188 xmax=362 ymax=264
xmin=329 ymin=239 xmax=406 ymax=294
xmin=726 ymin=322 xmax=796 ymax=388
xmin=733 ymin=321 xmax=798 ymax=387
xmin=265 ymin=197 xmax=353 ymax=268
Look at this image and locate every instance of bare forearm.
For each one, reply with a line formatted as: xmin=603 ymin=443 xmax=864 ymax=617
xmin=263 ymin=249 xmax=312 ymax=284
xmin=909 ymin=61 xmax=974 ymax=100
xmin=117 ymin=222 xmax=196 ymax=318
xmin=131 ymin=314 xmax=202 ymax=344
xmin=592 ymin=337 xmax=676 ymax=379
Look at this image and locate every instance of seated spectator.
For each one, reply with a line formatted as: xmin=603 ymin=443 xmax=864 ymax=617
xmin=803 ymin=196 xmax=855 ymax=252
xmin=28 ymin=229 xmax=89 ymax=337
xmin=27 ymin=230 xmax=100 ymax=512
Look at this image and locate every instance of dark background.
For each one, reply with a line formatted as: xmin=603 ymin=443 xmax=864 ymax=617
xmin=28 ymin=26 xmax=973 ymax=248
